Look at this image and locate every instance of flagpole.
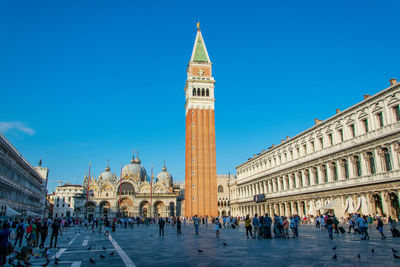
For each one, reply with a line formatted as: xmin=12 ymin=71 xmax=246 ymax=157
xmin=86 ymin=162 xmax=91 ymax=219
xmin=119 ymin=162 xmax=123 ymax=216
xmin=150 ymin=165 xmax=153 ymax=218
xmin=87 ymin=162 xmax=91 ymax=201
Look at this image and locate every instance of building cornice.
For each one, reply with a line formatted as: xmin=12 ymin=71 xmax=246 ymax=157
xmin=236 ymin=82 xmax=400 ymax=169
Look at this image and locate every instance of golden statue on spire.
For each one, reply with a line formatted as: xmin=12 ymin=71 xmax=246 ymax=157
xmin=197 ymin=22 xmax=200 ymax=29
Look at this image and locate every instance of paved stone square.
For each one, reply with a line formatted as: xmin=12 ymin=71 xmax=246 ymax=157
xmin=11 ymin=223 xmax=400 ymax=267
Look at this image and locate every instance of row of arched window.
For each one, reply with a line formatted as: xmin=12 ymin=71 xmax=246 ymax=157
xmin=238 ymin=146 xmax=395 ymax=196
xmin=218 ymin=200 xmax=228 ymax=207
xmin=239 ymin=104 xmax=400 ymax=177
xmin=192 ymin=88 xmax=209 ymax=97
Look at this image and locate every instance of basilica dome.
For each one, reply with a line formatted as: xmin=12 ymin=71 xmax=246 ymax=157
xmin=156 ymin=163 xmax=173 ymax=186
xmin=100 ymin=165 xmax=113 ymax=181
xmin=122 ymin=154 xmax=147 ymax=181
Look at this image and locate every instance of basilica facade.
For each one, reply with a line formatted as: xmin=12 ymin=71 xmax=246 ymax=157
xmin=230 ymin=78 xmax=400 ymax=219
xmin=71 ymin=153 xmax=183 ymax=219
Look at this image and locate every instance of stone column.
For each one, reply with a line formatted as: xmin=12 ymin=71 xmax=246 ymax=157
xmin=283 ymin=176 xmax=288 ymax=191
xmin=348 ymin=156 xmax=356 ymax=178
xmin=285 ymin=202 xmax=290 ymax=217
xmin=279 ymin=203 xmax=284 ymax=216
xmin=291 ymin=201 xmax=297 ymax=215
xmin=310 ymin=167 xmax=317 ymax=186
xmin=391 ymin=143 xmax=400 ymax=170
xmin=304 ymin=169 xmax=310 ymax=187
xmin=338 ymin=159 xmax=346 ymax=181
xmin=319 ymin=165 xmax=326 ymax=184
xmin=289 ymin=175 xmax=294 ymax=189
xmin=295 ymin=172 xmax=301 ymax=188
xmin=298 ymin=201 xmax=304 ymax=216
xmin=272 ymin=179 xmax=277 ymax=192
xmin=263 ymin=181 xmax=267 ymax=194
xmin=277 ymin=177 xmax=282 ymax=192
xmin=328 ymin=162 xmax=335 ymax=182
xmin=374 ymin=147 xmax=384 ymax=173
xmin=381 ymin=191 xmax=391 ymax=217
xmin=268 ymin=181 xmax=272 ymax=193
xmin=361 ymin=152 xmax=369 ymax=175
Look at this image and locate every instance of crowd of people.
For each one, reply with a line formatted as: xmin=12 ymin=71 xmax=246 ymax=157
xmin=314 ymin=213 xmax=400 ymax=240
xmin=0 ymin=213 xmax=398 ymax=266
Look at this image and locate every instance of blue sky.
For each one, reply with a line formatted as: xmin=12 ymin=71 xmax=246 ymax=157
xmin=1 ymin=0 xmax=399 ymax=192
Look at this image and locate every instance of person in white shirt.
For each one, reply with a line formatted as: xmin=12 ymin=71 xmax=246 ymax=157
xmin=215 ymin=218 xmax=221 ymax=238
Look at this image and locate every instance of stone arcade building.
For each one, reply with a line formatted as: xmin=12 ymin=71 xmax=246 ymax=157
xmin=0 ymin=132 xmax=45 ymax=216
xmin=230 ymin=78 xmax=400 ymax=219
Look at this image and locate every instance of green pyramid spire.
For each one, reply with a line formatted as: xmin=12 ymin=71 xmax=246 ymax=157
xmin=193 ymin=36 xmax=208 ymax=62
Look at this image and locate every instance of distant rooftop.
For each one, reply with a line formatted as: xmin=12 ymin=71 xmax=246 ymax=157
xmin=57 ymin=184 xmax=83 ymax=188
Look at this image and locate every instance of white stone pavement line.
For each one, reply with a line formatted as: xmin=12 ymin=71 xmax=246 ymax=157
xmin=108 ymin=234 xmax=136 ymax=267
xmin=55 ymin=260 xmax=80 ymax=264
xmin=68 ymin=235 xmax=78 ymax=245
xmin=63 ymin=249 xmax=114 ymax=254
xmin=51 ymin=233 xmax=80 ymax=260
xmin=82 ymin=235 xmax=89 ymax=246
xmin=71 ymin=261 xmax=82 ymax=267
xmin=51 ymin=248 xmax=66 ymax=259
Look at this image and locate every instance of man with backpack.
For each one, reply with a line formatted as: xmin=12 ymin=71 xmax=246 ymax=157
xmin=14 ymin=219 xmax=25 ymax=248
xmin=193 ymin=215 xmax=200 ymax=235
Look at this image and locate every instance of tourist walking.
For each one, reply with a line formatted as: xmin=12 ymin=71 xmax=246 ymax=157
xmin=177 ymin=217 xmax=182 ymax=235
xmin=333 ymin=216 xmax=339 ymax=234
xmin=158 ymin=216 xmax=165 ymax=237
xmin=326 ymin=214 xmax=333 ymax=240
xmin=0 ymin=222 xmax=10 ymax=267
xmin=264 ymin=214 xmax=272 ymax=239
xmin=98 ymin=217 xmax=104 ymax=233
xmin=376 ymin=217 xmax=386 ymax=239
xmin=215 ymin=218 xmax=221 ymax=238
xmin=252 ymin=214 xmax=260 ymax=239
xmin=245 ymin=215 xmax=253 ymax=239
xmin=293 ymin=215 xmax=300 ymax=238
xmin=10 ymin=219 xmax=17 ymax=241
xmin=283 ymin=217 xmax=289 ymax=239
xmin=14 ymin=219 xmax=25 ymax=248
xmin=49 ymin=219 xmax=62 ymax=248
xmin=39 ymin=220 xmax=48 ymax=249
xmin=273 ymin=215 xmax=282 ymax=238
xmin=348 ymin=216 xmax=355 ymax=233
xmin=193 ymin=215 xmax=200 ymax=235
xmin=357 ymin=215 xmax=369 ymax=240
xmin=34 ymin=219 xmax=41 ymax=247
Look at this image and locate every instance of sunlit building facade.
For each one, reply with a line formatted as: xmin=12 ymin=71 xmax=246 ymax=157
xmin=230 ymin=79 xmax=400 ymax=219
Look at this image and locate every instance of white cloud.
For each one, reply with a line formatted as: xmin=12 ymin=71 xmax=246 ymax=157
xmin=0 ymin=121 xmax=35 ymax=135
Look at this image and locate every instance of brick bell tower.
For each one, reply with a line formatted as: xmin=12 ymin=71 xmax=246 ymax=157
xmin=184 ymin=23 xmax=217 ymax=217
